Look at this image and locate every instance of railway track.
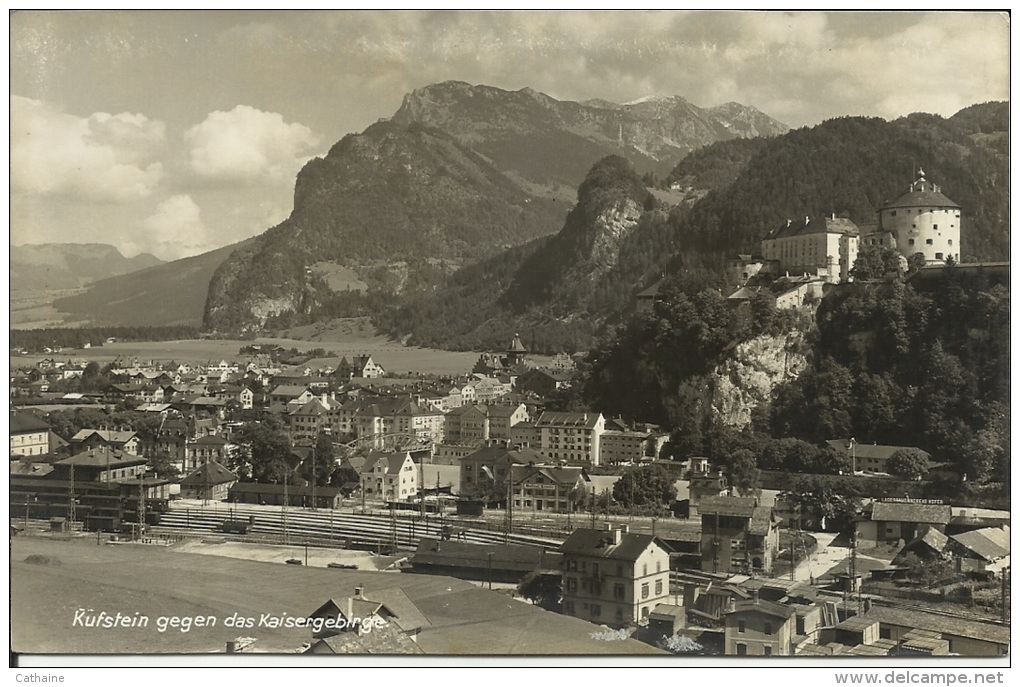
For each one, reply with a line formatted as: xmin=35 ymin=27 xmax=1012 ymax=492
xmin=151 ymin=503 xmax=565 ymax=551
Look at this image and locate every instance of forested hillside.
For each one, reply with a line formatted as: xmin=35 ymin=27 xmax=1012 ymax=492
xmin=668 ymin=111 xmax=1009 ymax=262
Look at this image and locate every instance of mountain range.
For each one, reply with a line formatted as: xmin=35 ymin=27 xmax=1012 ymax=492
xmin=29 ymin=84 xmax=1008 ymax=351
xmin=11 ymin=243 xmax=162 ymax=293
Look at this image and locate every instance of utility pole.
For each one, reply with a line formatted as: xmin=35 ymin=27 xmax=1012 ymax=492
xmin=1002 ymin=567 xmax=1010 ymax=623
xmin=590 ymin=486 xmax=596 ymax=528
xmin=283 ymin=470 xmax=289 ymax=545
xmin=311 ymin=443 xmax=316 ymax=511
xmin=138 ymin=471 xmax=146 ymax=541
xmin=68 ymin=462 xmax=77 ymax=533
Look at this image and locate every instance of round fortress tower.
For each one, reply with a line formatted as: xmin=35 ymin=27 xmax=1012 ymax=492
xmin=877 ymin=169 xmax=961 ymax=264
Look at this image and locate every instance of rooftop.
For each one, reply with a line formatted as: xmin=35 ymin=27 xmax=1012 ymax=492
xmin=560 ymin=527 xmax=671 ymax=562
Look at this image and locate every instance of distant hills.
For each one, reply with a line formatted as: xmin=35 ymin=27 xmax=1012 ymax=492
xmin=11 ymin=243 xmax=162 ymax=293
xmin=51 ymin=240 xmax=253 ymax=327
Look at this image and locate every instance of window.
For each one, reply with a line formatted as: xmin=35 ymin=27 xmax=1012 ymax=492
xmin=643 ymin=564 xmax=648 ymax=576
xmin=936 ymin=253 xmax=943 ymax=260
xmin=908 ymin=239 xmax=915 ymax=246
xmin=764 ymin=622 xmax=772 ymax=635
xmin=948 ymin=239 xmax=953 ymax=246
xmin=736 ymin=643 xmax=747 ymax=656
xmin=655 ymin=580 xmax=663 ymax=596
xmin=567 ymin=578 xmax=577 ymax=593
xmin=641 ymin=583 xmax=649 ymax=599
xmin=926 ymin=239 xmax=933 ymax=245
xmin=764 ymin=647 xmax=772 ymax=657
xmin=614 ymin=584 xmax=625 ymax=600
xmin=616 ymin=607 xmax=624 ymax=621
xmin=616 ymin=564 xmax=623 ymax=577
xmin=591 ymin=604 xmax=601 ymax=618
xmin=890 ymin=211 xmax=896 ymax=217
xmin=933 ymin=224 xmax=938 ymax=230
xmin=592 ymin=563 xmax=599 ymax=576
xmin=738 ymin=620 xmax=746 ymax=634
xmin=656 ymin=561 xmax=661 ymax=573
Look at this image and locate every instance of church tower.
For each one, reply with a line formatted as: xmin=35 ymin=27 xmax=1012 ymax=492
xmin=877 ymin=169 xmax=961 ymax=265
xmin=506 ymin=333 xmax=528 ymax=366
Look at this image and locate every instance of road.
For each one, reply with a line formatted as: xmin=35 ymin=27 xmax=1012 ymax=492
xmin=793 ymin=532 xmax=849 ymax=582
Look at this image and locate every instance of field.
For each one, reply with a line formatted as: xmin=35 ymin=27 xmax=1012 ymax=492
xmin=11 ymin=536 xmax=662 ymax=656
xmin=11 ymin=317 xmax=555 ymax=376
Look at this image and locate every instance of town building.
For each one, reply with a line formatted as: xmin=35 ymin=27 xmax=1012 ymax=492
xmin=459 ymin=443 xmax=545 ymax=499
xmin=69 ymin=429 xmax=141 ymax=456
xmin=826 ymin=439 xmax=931 ymax=475
xmin=360 ymin=450 xmax=419 ymax=502
xmin=724 ymin=594 xmax=797 ymax=656
xmin=334 ymin=355 xmax=386 ymax=380
xmin=532 ymin=411 xmax=605 ymax=465
xmin=854 ymin=500 xmax=952 ymax=547
xmin=509 ymin=463 xmax=588 ymax=514
xmin=10 ymin=411 xmax=51 ymax=457
xmin=559 ymin=525 xmax=672 ymax=627
xmin=444 ymin=403 xmax=529 ymax=444
xmin=699 ymin=495 xmax=780 ymax=575
xmin=179 ymin=461 xmax=238 ymax=501
xmin=407 ymin=538 xmax=555 ymax=584
xmin=182 ymin=435 xmax=230 ymax=474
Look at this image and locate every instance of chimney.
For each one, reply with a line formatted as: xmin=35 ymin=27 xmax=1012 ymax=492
xmin=621 ymin=524 xmax=630 ymax=534
xmin=752 ymin=589 xmax=760 ymax=605
xmin=613 ymin=527 xmax=623 ymax=546
xmin=354 ymin=585 xmax=365 ymax=600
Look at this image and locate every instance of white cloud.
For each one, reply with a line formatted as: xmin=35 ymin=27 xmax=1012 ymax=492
xmin=185 ymin=105 xmax=320 ymax=183
xmin=10 ymin=95 xmax=165 ymax=202
xmin=135 ymin=194 xmax=211 ymax=260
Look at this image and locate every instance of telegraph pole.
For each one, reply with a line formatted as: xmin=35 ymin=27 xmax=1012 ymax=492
xmin=283 ymin=470 xmax=290 ymax=545
xmin=138 ymin=471 xmax=146 ymax=540
xmin=311 ymin=444 xmax=316 ymax=510
xmin=68 ymin=462 xmax=77 ymax=533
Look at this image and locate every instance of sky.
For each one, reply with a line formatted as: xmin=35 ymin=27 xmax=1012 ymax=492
xmin=9 ymin=10 xmax=1011 ymax=261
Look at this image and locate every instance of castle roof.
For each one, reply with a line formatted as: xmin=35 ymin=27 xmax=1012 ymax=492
xmin=508 ymin=333 xmax=528 ymax=353
xmin=767 ymin=215 xmax=861 ymax=240
xmin=880 ymin=170 xmax=960 ymax=210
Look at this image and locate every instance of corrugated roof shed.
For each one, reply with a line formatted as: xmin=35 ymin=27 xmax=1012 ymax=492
xmin=950 ymin=526 xmax=1010 ymax=562
xmin=871 ymin=502 xmax=951 ymax=525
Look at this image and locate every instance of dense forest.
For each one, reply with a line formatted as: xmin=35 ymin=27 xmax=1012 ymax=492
xmin=11 ymin=325 xmax=201 ymax=353
xmin=576 ymin=256 xmax=1010 ymax=493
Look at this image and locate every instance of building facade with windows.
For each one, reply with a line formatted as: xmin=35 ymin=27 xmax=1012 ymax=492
xmin=724 ymin=596 xmax=797 ymax=656
xmin=873 ymin=169 xmax=961 ymax=265
xmin=559 ymin=525 xmax=672 ymax=627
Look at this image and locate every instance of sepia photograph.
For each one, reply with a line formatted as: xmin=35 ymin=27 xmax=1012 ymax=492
xmin=7 ymin=9 xmax=1012 ymax=675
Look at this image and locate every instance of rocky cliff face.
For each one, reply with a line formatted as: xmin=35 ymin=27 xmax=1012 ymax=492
xmin=711 ymin=331 xmax=808 ymax=429
xmin=392 ymin=82 xmax=789 ymax=185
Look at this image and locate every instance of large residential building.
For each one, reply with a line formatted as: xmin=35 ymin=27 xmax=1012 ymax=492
xmin=699 ymin=495 xmax=780 ymax=575
xmin=288 ymin=398 xmax=331 ymax=444
xmin=559 ymin=525 xmax=672 ymax=627
xmin=532 ymin=411 xmax=605 ymax=465
xmin=459 ymin=444 xmax=545 ymax=499
xmin=10 ymin=411 xmax=51 ymax=457
xmin=360 ymin=450 xmax=419 ymax=502
xmin=509 ymin=463 xmax=587 ymax=514
xmin=444 ymin=403 xmax=529 ymax=444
